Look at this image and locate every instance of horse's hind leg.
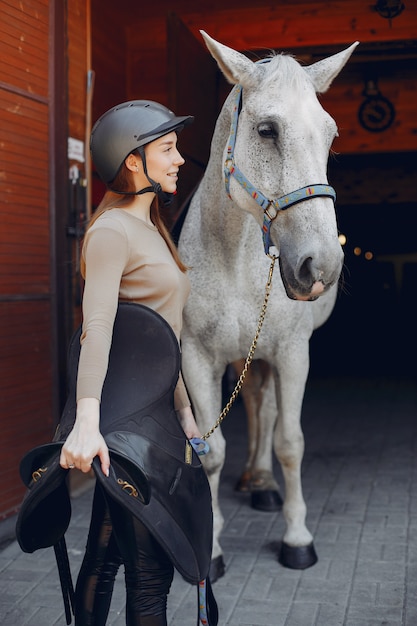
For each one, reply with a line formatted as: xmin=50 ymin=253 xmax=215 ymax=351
xmin=235 ymin=360 xmax=282 ymax=511
xmin=273 ymin=365 xmax=318 ymax=569
xmin=231 ymin=359 xmax=258 ymax=492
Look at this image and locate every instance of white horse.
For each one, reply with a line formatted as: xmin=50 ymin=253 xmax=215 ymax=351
xmin=179 ymin=31 xmax=358 ymax=581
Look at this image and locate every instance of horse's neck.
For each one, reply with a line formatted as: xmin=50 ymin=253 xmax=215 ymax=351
xmin=196 ymin=104 xmax=261 ymax=259
xmin=198 ymin=173 xmax=258 ymax=259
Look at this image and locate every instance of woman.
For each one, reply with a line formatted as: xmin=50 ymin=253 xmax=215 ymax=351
xmin=59 ymin=100 xmax=208 ymax=625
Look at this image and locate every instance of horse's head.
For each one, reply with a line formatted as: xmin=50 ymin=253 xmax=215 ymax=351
xmin=201 ymin=31 xmax=358 ymax=301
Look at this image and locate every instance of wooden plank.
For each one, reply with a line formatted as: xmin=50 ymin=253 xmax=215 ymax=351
xmin=91 ymin=3 xmax=127 ymax=122
xmin=167 ymin=14 xmax=219 ymax=210
xmin=0 ymin=0 xmax=49 ymax=19
xmin=0 ymin=299 xmax=54 ymax=514
xmin=0 ymin=1 xmax=49 ymax=97
xmin=1 ymin=246 xmax=49 ymax=261
xmin=322 ymin=63 xmax=417 ymax=154
xmin=181 ymin=2 xmax=417 ymax=50
xmin=123 ymin=3 xmax=416 ymax=157
xmin=127 ymin=50 xmax=168 ymax=104
xmin=0 ymin=4 xmax=48 ymax=44
xmin=0 ymin=173 xmax=48 ymax=196
xmin=0 ymin=0 xmax=58 ymax=520
xmin=67 ymin=0 xmax=88 ymax=143
xmin=0 ymin=129 xmax=48 ymax=156
xmin=0 ymin=210 xmax=49 ymax=225
xmin=0 ymin=247 xmax=49 ymax=262
xmin=0 ymin=91 xmax=49 ymax=229
xmin=0 ymin=91 xmax=48 ymax=124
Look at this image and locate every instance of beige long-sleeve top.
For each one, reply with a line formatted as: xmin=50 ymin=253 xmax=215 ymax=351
xmin=76 ymin=208 xmax=191 ymax=410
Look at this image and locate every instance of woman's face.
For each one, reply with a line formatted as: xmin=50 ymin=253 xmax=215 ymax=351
xmin=144 ymin=131 xmax=185 ymax=193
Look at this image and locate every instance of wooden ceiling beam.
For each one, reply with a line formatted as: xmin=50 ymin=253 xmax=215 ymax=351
xmin=180 ymin=2 xmax=417 ymax=51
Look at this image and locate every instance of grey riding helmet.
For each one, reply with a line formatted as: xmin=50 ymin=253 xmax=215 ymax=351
xmin=90 ymin=100 xmax=194 ymax=185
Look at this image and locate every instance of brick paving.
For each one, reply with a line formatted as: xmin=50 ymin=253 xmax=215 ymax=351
xmin=1 ymin=376 xmax=416 ymax=625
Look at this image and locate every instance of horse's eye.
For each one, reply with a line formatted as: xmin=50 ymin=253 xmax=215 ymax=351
xmin=257 ymin=122 xmax=277 ymax=139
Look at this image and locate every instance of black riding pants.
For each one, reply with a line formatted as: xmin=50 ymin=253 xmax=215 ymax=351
xmin=75 ymin=483 xmax=174 ymax=626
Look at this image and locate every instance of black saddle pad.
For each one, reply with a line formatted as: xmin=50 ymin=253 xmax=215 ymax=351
xmin=17 ymin=303 xmax=213 ymax=584
xmin=57 ymin=301 xmax=181 ymax=440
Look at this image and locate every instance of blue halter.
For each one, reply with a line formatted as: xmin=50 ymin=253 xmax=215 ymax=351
xmin=224 ymin=83 xmax=337 ymax=256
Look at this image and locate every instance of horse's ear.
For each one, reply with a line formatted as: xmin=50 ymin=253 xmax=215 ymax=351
xmin=200 ymin=30 xmax=256 ymax=87
xmin=305 ymin=42 xmax=359 ymax=94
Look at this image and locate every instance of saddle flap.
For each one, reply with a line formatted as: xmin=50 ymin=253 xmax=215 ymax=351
xmin=16 ymin=443 xmax=71 ymax=554
xmin=57 ymin=302 xmax=181 ymax=440
xmin=94 ymin=430 xmax=213 ymax=584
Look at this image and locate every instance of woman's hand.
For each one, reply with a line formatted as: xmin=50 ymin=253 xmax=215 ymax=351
xmin=60 ymin=397 xmax=110 ymax=476
xmin=177 ymin=405 xmax=202 ymax=440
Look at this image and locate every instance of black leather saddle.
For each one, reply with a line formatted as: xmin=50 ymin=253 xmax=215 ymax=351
xmin=16 ymin=302 xmax=216 ymax=625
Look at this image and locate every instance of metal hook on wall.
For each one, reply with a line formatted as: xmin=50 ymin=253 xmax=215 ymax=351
xmin=374 ymin=0 xmax=405 ymax=21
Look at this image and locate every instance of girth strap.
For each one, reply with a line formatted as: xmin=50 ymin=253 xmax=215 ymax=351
xmin=54 ymin=537 xmax=75 ymax=625
xmin=198 ymin=578 xmax=219 ymax=625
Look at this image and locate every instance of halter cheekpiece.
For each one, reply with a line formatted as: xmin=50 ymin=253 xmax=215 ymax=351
xmin=224 ymin=77 xmax=337 ymax=256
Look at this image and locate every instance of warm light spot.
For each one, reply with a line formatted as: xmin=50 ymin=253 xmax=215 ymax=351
xmin=338 ymin=233 xmax=347 ymax=246
xmin=365 ymin=251 xmax=373 ymax=261
xmin=353 ymin=247 xmax=362 ymax=256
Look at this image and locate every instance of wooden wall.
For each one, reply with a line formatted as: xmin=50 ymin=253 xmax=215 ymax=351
xmin=124 ymin=1 xmax=417 ymax=157
xmin=0 ymin=0 xmax=81 ymax=522
xmin=0 ymin=0 xmax=55 ymax=519
xmin=90 ymin=5 xmax=127 ymax=123
xmin=320 ymin=56 xmax=416 ymax=155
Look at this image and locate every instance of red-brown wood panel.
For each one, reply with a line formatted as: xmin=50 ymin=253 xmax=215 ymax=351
xmin=126 ymin=3 xmax=417 ymax=158
xmin=68 ymin=0 xmax=88 ymax=142
xmin=0 ymin=0 xmax=53 ymax=520
xmin=166 ymin=14 xmax=219 ymax=211
xmin=91 ymin=0 xmax=127 ymax=123
xmin=0 ymin=0 xmax=49 ymax=98
xmin=182 ymin=1 xmax=417 ymax=50
xmin=322 ymin=62 xmax=417 ymax=154
xmin=0 ymin=91 xmax=49 ymax=296
xmin=0 ymin=301 xmax=54 ymax=517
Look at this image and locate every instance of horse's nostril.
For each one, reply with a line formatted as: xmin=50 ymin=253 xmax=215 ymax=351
xmin=297 ymin=257 xmax=314 ymax=284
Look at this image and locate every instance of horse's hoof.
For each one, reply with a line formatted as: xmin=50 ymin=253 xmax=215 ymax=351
xmin=251 ymin=490 xmax=282 ymax=511
xmin=278 ymin=541 xmax=318 ymax=569
xmin=209 ymin=555 xmax=226 ymax=583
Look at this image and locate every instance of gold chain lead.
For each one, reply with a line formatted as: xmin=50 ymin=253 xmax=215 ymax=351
xmin=202 ymin=254 xmax=277 ymax=441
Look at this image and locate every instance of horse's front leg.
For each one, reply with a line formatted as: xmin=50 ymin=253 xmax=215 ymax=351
xmin=181 ymin=341 xmax=227 ymax=582
xmin=273 ymin=351 xmax=318 ymax=569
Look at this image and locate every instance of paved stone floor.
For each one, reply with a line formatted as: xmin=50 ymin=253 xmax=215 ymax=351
xmin=1 ymin=375 xmax=416 ymax=625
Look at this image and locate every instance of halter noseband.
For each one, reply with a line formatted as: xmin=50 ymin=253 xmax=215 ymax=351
xmin=224 ymin=83 xmax=336 ymax=256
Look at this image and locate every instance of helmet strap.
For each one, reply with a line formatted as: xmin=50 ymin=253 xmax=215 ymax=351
xmin=110 ymin=186 xmax=154 ymax=197
xmin=138 ymin=146 xmax=163 ymax=196
xmin=138 ymin=147 xmax=176 ymax=205
xmin=108 ymin=147 xmax=168 ymax=200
